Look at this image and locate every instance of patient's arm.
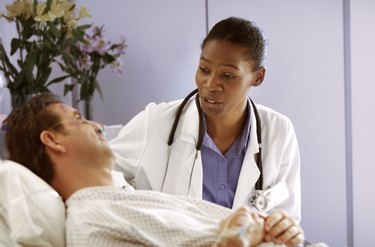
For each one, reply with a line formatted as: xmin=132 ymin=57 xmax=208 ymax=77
xmin=213 ymin=207 xmax=264 ymax=247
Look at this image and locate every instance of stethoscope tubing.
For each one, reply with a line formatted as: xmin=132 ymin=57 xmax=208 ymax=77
xmin=166 ymin=89 xmax=263 ymax=191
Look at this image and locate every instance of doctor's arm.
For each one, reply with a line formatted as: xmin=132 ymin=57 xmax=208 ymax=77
xmin=275 ymin=118 xmax=301 ymax=223
xmin=263 ymin=119 xmax=303 ymax=246
xmin=109 ymin=109 xmax=149 ymax=183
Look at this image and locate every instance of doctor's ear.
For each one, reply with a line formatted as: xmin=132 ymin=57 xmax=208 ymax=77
xmin=251 ymin=66 xmax=266 ymax=87
xmin=40 ymin=130 xmax=66 ymax=153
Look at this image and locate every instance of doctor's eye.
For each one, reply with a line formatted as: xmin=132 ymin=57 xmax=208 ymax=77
xmin=223 ymin=73 xmax=236 ymax=80
xmin=199 ymin=66 xmax=210 ymax=74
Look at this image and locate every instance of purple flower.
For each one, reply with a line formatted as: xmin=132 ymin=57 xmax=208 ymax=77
xmin=78 ymin=53 xmax=93 ymax=71
xmin=79 ymin=35 xmax=95 ymax=53
xmin=111 ymin=59 xmax=123 ymax=75
xmin=92 ymin=26 xmax=103 ymax=37
xmin=115 ymin=36 xmax=127 ymax=55
xmin=94 ymin=36 xmax=111 ymax=55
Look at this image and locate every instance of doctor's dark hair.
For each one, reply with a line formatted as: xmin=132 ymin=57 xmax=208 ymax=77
xmin=3 ymin=93 xmax=62 ymax=184
xmin=202 ymin=17 xmax=268 ymax=68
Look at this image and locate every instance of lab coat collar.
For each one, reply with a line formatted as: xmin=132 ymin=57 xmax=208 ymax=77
xmin=161 ymin=96 xmax=203 ymax=198
xmin=179 ymin=96 xmax=200 ymax=145
xmin=232 ymin=99 xmax=261 ymax=208
xmin=181 ymin=97 xmax=203 ymax=198
xmin=247 ymin=98 xmax=260 ymax=154
xmin=187 ymin=151 xmax=203 ymax=198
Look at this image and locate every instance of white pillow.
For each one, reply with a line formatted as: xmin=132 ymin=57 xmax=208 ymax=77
xmin=0 ymin=160 xmax=65 ymax=247
xmin=104 ymin=124 xmax=123 ymax=142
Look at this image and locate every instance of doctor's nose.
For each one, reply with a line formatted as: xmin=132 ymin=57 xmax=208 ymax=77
xmin=204 ymin=75 xmax=222 ymax=92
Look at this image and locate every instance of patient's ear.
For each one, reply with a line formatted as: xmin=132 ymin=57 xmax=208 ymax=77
xmin=40 ymin=131 xmax=66 ymax=153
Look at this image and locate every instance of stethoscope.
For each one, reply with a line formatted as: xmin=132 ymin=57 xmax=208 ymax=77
xmin=163 ymin=88 xmax=265 ymax=210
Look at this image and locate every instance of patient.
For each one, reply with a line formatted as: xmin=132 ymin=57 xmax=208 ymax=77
xmin=3 ymin=94 xmax=304 ymax=247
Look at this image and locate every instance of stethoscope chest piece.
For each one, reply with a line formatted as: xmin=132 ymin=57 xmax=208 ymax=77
xmin=249 ymin=181 xmax=290 ymax=212
xmin=250 ymin=190 xmax=270 ymax=211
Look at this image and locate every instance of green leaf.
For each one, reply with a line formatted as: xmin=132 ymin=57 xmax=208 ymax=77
xmin=93 ymin=78 xmax=103 ymax=100
xmin=55 ymin=60 xmax=69 ymax=73
xmin=64 ymin=84 xmax=76 ymax=95
xmin=0 ymin=42 xmax=5 ymax=57
xmin=32 ymin=1 xmax=38 ymax=18
xmin=77 ymin=24 xmax=92 ymax=32
xmin=10 ymin=39 xmax=21 ymax=55
xmin=45 ymin=0 xmax=53 ymax=13
xmin=0 ymin=43 xmax=18 ymax=76
xmin=80 ymin=82 xmax=89 ymax=100
xmin=61 ymin=51 xmax=75 ymax=66
xmin=21 ymin=18 xmax=35 ymax=39
xmin=46 ymin=75 xmax=71 ymax=86
xmin=13 ymin=72 xmax=26 ymax=90
xmin=36 ymin=84 xmax=50 ymax=93
xmin=47 ymin=21 xmax=60 ymax=39
xmin=43 ymin=33 xmax=55 ymax=49
xmin=103 ymin=53 xmax=116 ymax=64
xmin=61 ymin=38 xmax=76 ymax=50
xmin=78 ymin=75 xmax=89 ymax=85
xmin=24 ymin=51 xmax=37 ymax=77
xmin=72 ymin=26 xmax=90 ymax=42
xmin=69 ymin=3 xmax=76 ymax=11
xmin=37 ymin=67 xmax=52 ymax=86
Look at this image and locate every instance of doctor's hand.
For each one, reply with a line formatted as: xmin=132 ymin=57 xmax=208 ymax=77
xmin=263 ymin=210 xmax=304 ymax=247
xmin=213 ymin=207 xmax=264 ymax=247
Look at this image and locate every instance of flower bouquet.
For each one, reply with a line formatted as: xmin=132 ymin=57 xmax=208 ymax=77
xmin=0 ymin=0 xmax=126 ymax=118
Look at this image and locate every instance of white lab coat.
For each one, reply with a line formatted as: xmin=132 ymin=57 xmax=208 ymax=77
xmin=109 ymin=97 xmax=301 ymax=221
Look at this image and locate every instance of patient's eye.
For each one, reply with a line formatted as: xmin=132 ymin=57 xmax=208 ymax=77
xmin=73 ymin=112 xmax=86 ymax=123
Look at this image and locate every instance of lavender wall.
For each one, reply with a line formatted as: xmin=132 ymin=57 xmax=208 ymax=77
xmin=351 ymin=0 xmax=375 ymax=245
xmin=76 ymin=0 xmax=206 ymax=124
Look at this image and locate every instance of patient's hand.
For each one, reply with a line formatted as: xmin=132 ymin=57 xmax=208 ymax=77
xmin=263 ymin=210 xmax=304 ymax=247
xmin=213 ymin=207 xmax=264 ymax=247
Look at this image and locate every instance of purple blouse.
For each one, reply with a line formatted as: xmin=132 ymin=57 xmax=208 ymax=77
xmin=201 ymin=101 xmax=251 ymax=208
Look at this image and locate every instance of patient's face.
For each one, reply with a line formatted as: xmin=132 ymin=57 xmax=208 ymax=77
xmin=49 ymin=103 xmax=114 ymax=167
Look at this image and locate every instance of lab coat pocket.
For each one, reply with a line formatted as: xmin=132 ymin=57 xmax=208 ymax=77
xmin=251 ymin=181 xmax=289 ymax=212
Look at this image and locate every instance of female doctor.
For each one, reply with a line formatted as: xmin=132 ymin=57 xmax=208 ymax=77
xmin=110 ymin=17 xmax=301 ymax=226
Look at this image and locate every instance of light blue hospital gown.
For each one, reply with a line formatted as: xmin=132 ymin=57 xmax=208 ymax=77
xmin=65 ymin=186 xmax=231 ymax=247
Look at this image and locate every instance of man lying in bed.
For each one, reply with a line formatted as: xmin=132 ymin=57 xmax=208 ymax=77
xmin=3 ymin=93 xmax=304 ymax=247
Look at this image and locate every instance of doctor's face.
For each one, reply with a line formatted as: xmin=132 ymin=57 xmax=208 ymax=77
xmin=195 ymin=40 xmax=265 ymax=120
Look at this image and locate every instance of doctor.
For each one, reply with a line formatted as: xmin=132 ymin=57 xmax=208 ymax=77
xmin=110 ymin=17 xmax=301 ymax=222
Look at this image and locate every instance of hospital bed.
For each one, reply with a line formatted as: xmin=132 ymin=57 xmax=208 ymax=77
xmin=0 ymin=125 xmax=319 ymax=247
